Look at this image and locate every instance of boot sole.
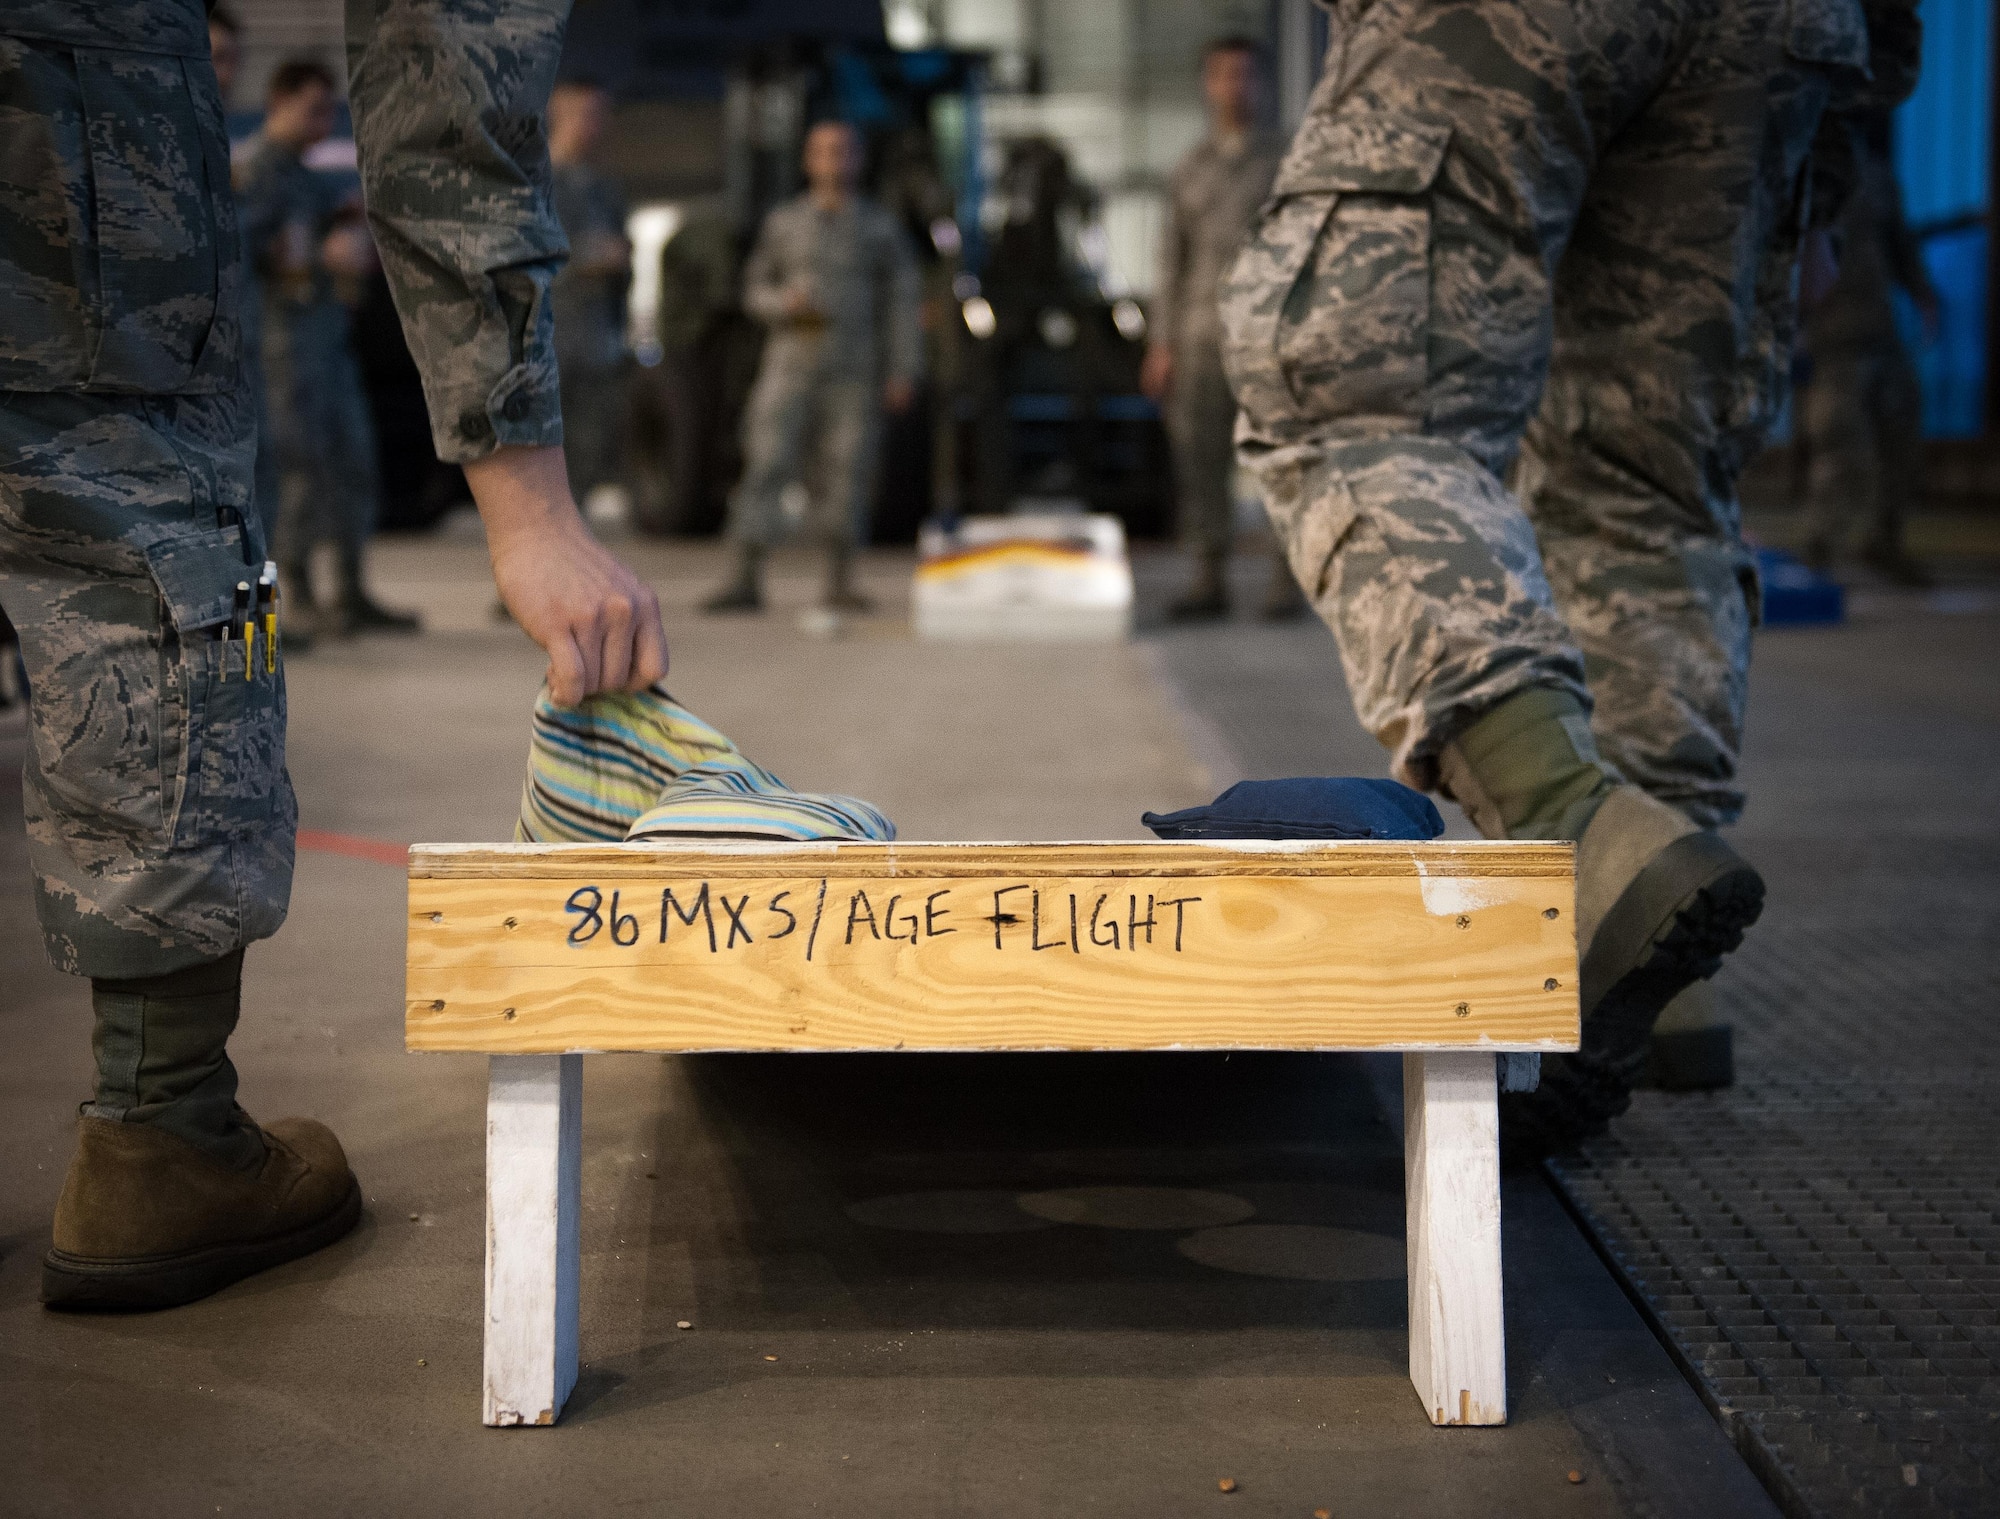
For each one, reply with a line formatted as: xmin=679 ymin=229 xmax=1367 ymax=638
xmin=41 ymin=1176 xmax=362 ymax=1312
xmin=1500 ymin=1052 xmax=1631 ymax=1162
xmin=1502 ymin=833 xmax=1763 ymax=1160
xmin=1579 ymin=830 xmax=1765 ymax=1064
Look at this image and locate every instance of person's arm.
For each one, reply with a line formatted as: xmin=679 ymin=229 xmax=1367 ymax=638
xmin=740 ymin=209 xmax=797 ymax=324
xmin=572 ymin=230 xmax=633 ymax=277
xmin=464 ymin=446 xmax=666 ymax=703
xmin=345 ymin=0 xmax=665 ymax=702
xmin=346 ymin=0 xmax=568 ymax=460
xmin=1142 ymin=158 xmax=1191 ymax=400
xmin=230 ymin=148 xmax=288 ymax=281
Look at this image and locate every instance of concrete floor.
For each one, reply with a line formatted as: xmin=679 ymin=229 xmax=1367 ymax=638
xmin=1 ymin=538 xmax=1780 ymax=1517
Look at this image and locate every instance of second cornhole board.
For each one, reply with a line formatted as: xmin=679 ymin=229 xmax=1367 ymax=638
xmin=911 ymin=513 xmax=1134 ymax=642
xmin=405 ymin=839 xmax=1578 ymax=1429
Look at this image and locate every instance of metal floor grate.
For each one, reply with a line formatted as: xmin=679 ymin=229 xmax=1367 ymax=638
xmin=1549 ymin=859 xmax=2000 ymax=1517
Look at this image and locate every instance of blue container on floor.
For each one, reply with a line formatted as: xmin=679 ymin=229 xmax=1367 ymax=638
xmin=1757 ymin=547 xmax=1845 ymax=626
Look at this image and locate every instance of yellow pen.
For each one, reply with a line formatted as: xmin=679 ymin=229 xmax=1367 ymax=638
xmin=258 ymin=562 xmax=279 ymax=674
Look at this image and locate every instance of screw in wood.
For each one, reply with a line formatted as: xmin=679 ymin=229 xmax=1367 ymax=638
xmin=1543 ymin=907 xmax=1559 ymax=919
xmin=1544 ymin=978 xmax=1559 ymax=991
xmin=1454 ymin=1002 xmax=1470 ymax=1018
xmin=502 ymin=1008 xmax=517 ymax=1021
xmin=503 ymin=916 xmax=518 ymax=929
xmin=1455 ymin=914 xmax=1470 ymax=929
xmin=430 ymin=999 xmax=445 ymax=1011
xmin=429 ymin=912 xmax=443 ymax=923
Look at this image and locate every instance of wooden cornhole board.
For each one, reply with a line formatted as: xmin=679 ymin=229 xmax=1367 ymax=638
xmin=406 ymin=839 xmax=1578 ymax=1429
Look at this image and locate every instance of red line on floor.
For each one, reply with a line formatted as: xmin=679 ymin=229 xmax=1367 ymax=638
xmin=296 ymin=827 xmax=409 ymax=867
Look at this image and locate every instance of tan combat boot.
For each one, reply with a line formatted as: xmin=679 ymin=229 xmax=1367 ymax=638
xmin=1438 ymin=688 xmax=1763 ymax=1152
xmin=1570 ymin=784 xmax=1762 ymax=1069
xmin=43 ymin=1115 xmax=361 ymax=1310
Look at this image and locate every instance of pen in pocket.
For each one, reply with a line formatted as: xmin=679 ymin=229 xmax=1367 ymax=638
xmin=233 ymin=580 xmax=253 ymax=681
xmin=257 ymin=562 xmax=279 ymax=674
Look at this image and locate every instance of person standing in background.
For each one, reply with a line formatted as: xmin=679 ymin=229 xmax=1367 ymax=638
xmin=1799 ymin=111 xmax=1939 ymax=587
xmin=1143 ymin=37 xmax=1296 ymax=623
xmin=236 ymin=59 xmax=418 ymax=637
xmin=704 ymin=120 xmax=922 ymax=616
xmin=548 ymin=77 xmax=632 ymax=518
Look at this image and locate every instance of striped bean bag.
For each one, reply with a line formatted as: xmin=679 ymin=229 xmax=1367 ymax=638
xmin=515 ymin=683 xmax=895 ymax=845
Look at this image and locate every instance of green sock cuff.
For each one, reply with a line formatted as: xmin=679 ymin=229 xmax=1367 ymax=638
xmin=1448 ymin=686 xmax=1616 ymax=842
xmin=1455 ymin=687 xmax=1599 ymax=769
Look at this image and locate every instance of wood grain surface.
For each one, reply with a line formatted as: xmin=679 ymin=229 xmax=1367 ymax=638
xmin=406 ymin=841 xmax=1578 ymax=1054
xmin=408 ymin=839 xmax=1574 ymax=880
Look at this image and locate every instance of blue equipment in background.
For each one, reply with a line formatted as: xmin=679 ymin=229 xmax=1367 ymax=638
xmin=1757 ymin=547 xmax=1845 ymax=627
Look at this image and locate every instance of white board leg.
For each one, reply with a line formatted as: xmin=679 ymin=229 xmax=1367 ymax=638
xmin=484 ymin=1053 xmax=582 ymax=1426
xmin=1403 ymin=1051 xmax=1506 ymax=1426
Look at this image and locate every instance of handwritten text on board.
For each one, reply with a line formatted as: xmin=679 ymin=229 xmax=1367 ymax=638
xmin=562 ymin=881 xmax=1205 ymax=959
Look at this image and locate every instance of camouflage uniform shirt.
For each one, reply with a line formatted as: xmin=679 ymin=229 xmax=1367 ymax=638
xmin=743 ymin=195 xmax=922 ymax=387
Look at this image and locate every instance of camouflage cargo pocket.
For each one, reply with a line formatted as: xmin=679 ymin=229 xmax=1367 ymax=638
xmin=1222 ymin=118 xmax=1449 ymax=428
xmin=173 ymin=631 xmax=286 ymax=846
xmin=140 ymin=525 xmax=287 ymax=848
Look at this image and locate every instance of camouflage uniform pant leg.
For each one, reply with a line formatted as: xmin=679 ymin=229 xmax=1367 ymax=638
xmin=271 ymin=317 xmax=379 ymax=563
xmin=801 ymin=376 xmax=882 ymax=549
xmin=726 ymin=358 xmax=820 ymax=549
xmin=1514 ymin=2 xmax=1839 ymax=828
xmin=267 ymin=323 xmax=317 ymax=566
xmin=728 ymin=365 xmax=880 ymax=550
xmin=323 ymin=341 xmax=382 ymax=556
xmin=1801 ymin=347 xmax=1924 ymax=558
xmin=1221 ymin=0 xmax=1845 ymax=796
xmin=0 ymin=391 xmax=296 ymax=978
xmin=1164 ymin=343 xmax=1238 ymax=558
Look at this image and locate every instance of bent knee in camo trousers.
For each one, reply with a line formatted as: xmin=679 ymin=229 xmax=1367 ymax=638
xmin=1220 ymin=0 xmax=1867 ymax=826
